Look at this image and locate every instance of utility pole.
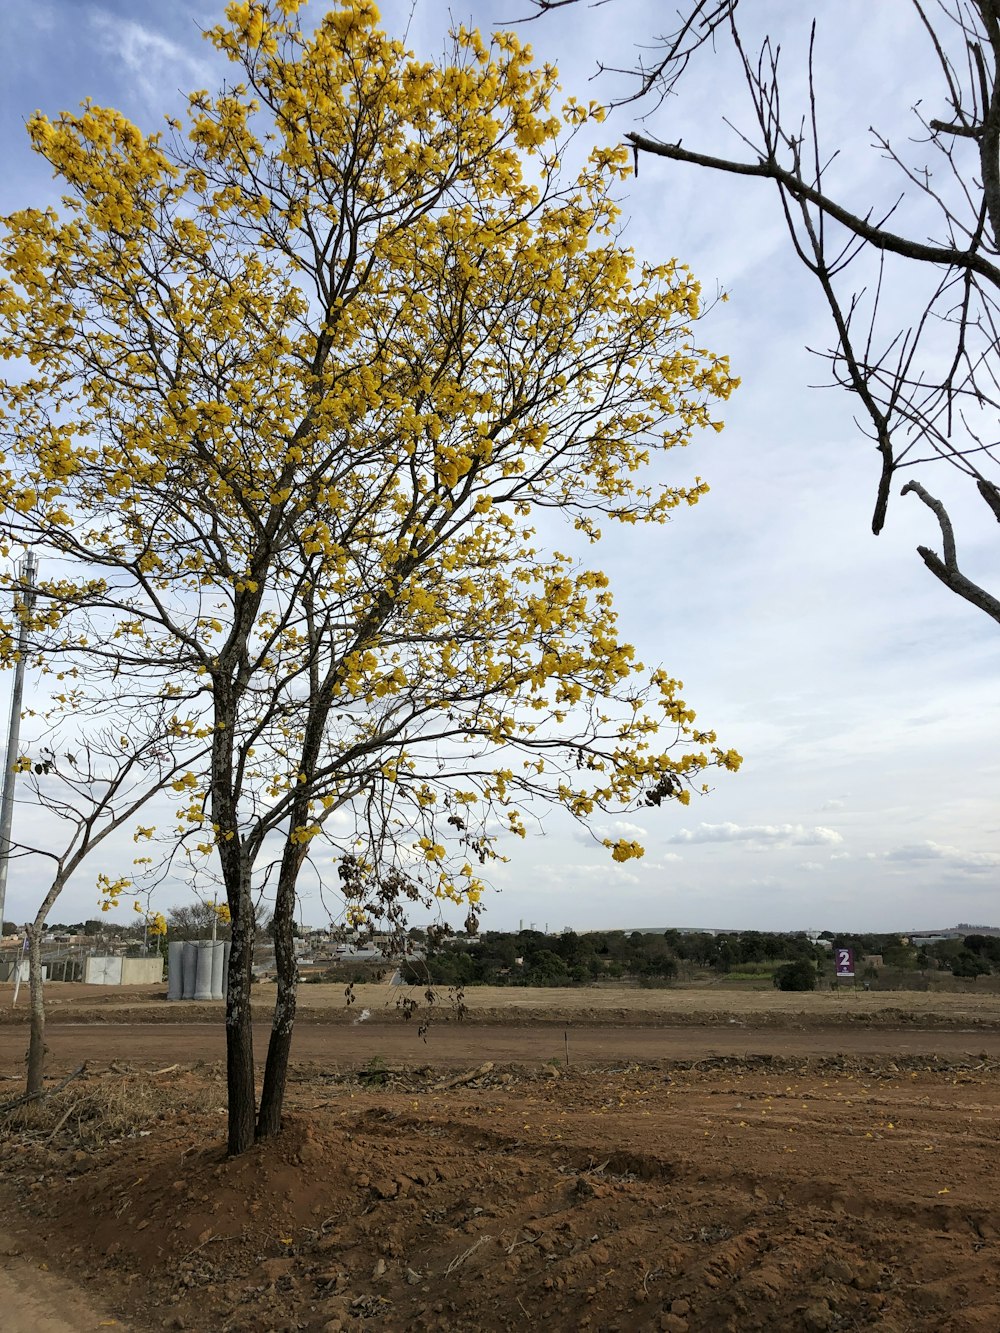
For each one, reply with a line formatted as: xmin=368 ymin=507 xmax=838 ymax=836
xmin=0 ymin=549 xmax=38 ymax=945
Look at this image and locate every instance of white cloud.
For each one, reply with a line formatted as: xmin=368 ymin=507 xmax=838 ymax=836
xmin=28 ymin=3 xmax=57 ymax=33
xmin=610 ymin=820 xmax=647 ymax=838
xmin=667 ymin=822 xmax=842 ymax=849
xmin=577 ymin=818 xmax=649 ymax=847
xmin=538 ymin=863 xmax=642 ymax=887
xmin=89 ymin=11 xmax=215 ymax=107
xmin=884 ymin=841 xmax=1000 ymax=874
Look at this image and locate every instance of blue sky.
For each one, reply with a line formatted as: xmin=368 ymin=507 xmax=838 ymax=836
xmin=0 ymin=0 xmax=997 ymax=933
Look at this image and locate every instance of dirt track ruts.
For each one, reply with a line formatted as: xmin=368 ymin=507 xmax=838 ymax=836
xmin=3 ymin=1021 xmax=999 ymax=1073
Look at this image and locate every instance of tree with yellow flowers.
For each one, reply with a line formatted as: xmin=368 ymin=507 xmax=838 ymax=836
xmin=0 ymin=0 xmax=739 ymax=1154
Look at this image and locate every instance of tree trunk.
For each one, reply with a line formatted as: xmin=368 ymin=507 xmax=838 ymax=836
xmin=212 ymin=705 xmax=258 ymax=1156
xmin=256 ymin=984 xmax=295 ymax=1140
xmin=225 ymin=892 xmax=256 ymax=1156
xmin=25 ymin=924 xmax=46 ymax=1095
xmin=256 ymin=860 xmax=299 ymax=1141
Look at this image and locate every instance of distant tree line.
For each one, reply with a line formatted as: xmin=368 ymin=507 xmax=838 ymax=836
xmin=3 ymin=919 xmax=114 ymax=938
xmin=399 ymin=926 xmax=1000 ymax=989
xmin=404 ymin=927 xmax=824 ymax=988
xmin=822 ymin=930 xmax=1000 ymax=980
xmin=13 ymin=917 xmax=999 ymax=986
xmin=921 ymin=935 xmax=1000 ymax=979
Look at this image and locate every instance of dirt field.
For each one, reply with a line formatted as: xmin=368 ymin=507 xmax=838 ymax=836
xmin=3 ymin=1020 xmax=1000 ymax=1073
xmin=3 ymin=985 xmax=1000 ymax=1332
xmin=7 ymin=980 xmax=1000 ymax=1029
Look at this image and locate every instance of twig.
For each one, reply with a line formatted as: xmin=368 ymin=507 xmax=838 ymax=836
xmin=47 ymin=1098 xmax=83 ymax=1141
xmin=0 ymin=1062 xmax=87 ymax=1117
xmin=443 ymin=1234 xmax=492 ymax=1275
xmin=432 ymin=1061 xmax=494 ymax=1090
xmin=183 ymin=1232 xmax=221 ymax=1259
xmin=505 ymin=1233 xmax=538 ymax=1254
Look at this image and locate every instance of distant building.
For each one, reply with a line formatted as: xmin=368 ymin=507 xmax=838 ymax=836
xmin=333 ymin=944 xmax=384 ymax=962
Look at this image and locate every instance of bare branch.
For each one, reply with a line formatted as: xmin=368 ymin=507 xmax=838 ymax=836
xmin=530 ymin=0 xmax=1000 ymax=621
xmin=0 ymin=1063 xmax=87 ymax=1118
xmin=902 ymin=479 xmax=1000 ymax=620
xmin=624 ymin=131 xmax=1000 ymax=285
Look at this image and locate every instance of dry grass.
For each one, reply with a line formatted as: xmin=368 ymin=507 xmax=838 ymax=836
xmin=291 ymin=981 xmax=1000 ymax=1023
xmin=0 ymin=1067 xmax=224 ymax=1148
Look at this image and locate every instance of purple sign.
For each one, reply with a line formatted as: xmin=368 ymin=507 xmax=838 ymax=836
xmin=835 ymin=947 xmax=855 ymax=979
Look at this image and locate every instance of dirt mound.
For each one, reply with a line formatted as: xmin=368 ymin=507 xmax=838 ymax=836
xmin=4 ymin=1060 xmax=1000 ymax=1331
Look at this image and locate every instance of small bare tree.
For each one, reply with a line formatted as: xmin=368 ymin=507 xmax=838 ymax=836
xmin=9 ymin=715 xmax=199 ymax=1094
xmin=534 ymin=0 xmax=1000 ymax=622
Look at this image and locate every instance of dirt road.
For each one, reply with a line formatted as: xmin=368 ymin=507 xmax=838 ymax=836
xmin=11 ymin=981 xmax=1000 ymax=1030
xmin=0 ymin=1231 xmax=129 ymax=1332
xmin=3 ymin=1020 xmax=999 ymax=1073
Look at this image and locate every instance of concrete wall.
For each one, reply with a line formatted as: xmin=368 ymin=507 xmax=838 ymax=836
xmin=83 ymin=955 xmax=123 ymax=985
xmin=2 ymin=960 xmax=48 ymax=982
xmin=82 ymin=955 xmax=162 ymax=984
xmin=120 ymin=956 xmax=164 ymax=985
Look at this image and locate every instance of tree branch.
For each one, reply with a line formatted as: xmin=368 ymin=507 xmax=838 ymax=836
xmin=902 ymin=480 xmax=1000 ymax=622
xmin=977 ymin=476 xmax=1000 ymax=522
xmin=624 ymin=131 xmax=1000 ymax=286
xmin=0 ymin=1062 xmax=87 ymax=1117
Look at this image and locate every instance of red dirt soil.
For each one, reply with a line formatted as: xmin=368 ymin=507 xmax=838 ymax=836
xmin=5 ymin=985 xmax=1000 ymax=1330
xmin=3 ymin=1019 xmax=1000 ymax=1072
xmin=6 ymin=981 xmax=1000 ymax=1029
xmin=4 ymin=1052 xmax=1000 ymax=1332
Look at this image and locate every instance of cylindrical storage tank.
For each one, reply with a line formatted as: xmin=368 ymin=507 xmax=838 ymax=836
xmin=193 ymin=940 xmax=214 ymax=1001
xmin=167 ymin=941 xmax=184 ymax=1001
xmin=209 ymin=940 xmax=225 ymax=1000
xmin=223 ymin=940 xmax=231 ymax=997
xmin=181 ymin=940 xmax=197 ymax=1000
